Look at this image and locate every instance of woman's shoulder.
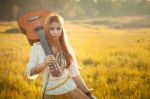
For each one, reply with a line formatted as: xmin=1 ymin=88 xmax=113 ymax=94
xmin=32 ymin=42 xmax=42 ymax=50
xmin=31 ymin=42 xmax=45 ymax=56
xmin=33 ymin=42 xmax=41 ymax=46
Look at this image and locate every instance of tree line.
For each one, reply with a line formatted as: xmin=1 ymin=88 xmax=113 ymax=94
xmin=0 ymin=0 xmax=150 ymax=21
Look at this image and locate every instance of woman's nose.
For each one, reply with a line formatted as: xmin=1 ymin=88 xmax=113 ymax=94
xmin=53 ymin=29 xmax=58 ymax=33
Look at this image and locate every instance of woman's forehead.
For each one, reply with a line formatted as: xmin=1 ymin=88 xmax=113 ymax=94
xmin=50 ymin=22 xmax=61 ymax=26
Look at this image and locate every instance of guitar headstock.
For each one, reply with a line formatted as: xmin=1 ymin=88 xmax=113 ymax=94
xmin=17 ymin=9 xmax=51 ymax=45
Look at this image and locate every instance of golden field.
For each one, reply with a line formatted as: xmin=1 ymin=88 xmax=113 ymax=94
xmin=0 ymin=16 xmax=150 ymax=99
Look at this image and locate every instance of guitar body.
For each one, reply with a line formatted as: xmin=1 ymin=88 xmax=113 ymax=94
xmin=17 ymin=9 xmax=62 ymax=77
xmin=17 ymin=9 xmax=51 ymax=45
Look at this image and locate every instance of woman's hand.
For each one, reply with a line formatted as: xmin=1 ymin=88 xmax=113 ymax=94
xmin=88 ymin=94 xmax=97 ymax=99
xmin=44 ymin=55 xmax=56 ymax=66
xmin=30 ymin=55 xmax=56 ymax=75
xmin=85 ymin=91 xmax=97 ymax=99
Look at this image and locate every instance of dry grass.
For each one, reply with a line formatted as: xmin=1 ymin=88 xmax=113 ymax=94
xmin=0 ymin=16 xmax=150 ymax=99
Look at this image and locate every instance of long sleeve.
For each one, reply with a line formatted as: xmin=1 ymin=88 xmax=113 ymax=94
xmin=25 ymin=44 xmax=39 ymax=79
xmin=68 ymin=46 xmax=80 ymax=78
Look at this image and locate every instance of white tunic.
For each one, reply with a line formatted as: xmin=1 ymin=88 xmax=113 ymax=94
xmin=25 ymin=42 xmax=80 ymax=95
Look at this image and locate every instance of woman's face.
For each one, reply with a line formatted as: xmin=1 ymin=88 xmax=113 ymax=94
xmin=49 ymin=22 xmax=62 ymax=40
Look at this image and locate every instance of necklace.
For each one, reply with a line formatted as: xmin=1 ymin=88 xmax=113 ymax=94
xmin=51 ymin=47 xmax=58 ymax=57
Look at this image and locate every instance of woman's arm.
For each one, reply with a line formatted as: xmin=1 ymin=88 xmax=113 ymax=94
xmin=73 ymin=75 xmax=97 ymax=99
xmin=30 ymin=62 xmax=47 ymax=76
xmin=68 ymin=46 xmax=96 ymax=98
xmin=73 ymin=75 xmax=89 ymax=93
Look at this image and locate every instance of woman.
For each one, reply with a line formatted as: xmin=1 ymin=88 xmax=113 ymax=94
xmin=26 ymin=13 xmax=96 ymax=99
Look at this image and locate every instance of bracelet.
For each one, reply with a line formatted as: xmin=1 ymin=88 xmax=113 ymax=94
xmin=85 ymin=91 xmax=91 ymax=96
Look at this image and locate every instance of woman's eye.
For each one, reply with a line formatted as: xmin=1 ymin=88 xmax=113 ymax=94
xmin=49 ymin=27 xmax=62 ymax=31
xmin=57 ymin=27 xmax=61 ymax=30
xmin=50 ymin=27 xmax=54 ymax=30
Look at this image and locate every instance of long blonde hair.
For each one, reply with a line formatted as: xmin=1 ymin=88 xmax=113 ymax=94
xmin=44 ymin=13 xmax=73 ymax=68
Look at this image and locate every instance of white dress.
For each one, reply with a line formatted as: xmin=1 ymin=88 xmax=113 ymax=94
xmin=25 ymin=42 xmax=80 ymax=95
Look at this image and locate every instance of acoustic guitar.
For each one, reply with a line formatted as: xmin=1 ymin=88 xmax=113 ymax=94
xmin=17 ymin=9 xmax=61 ymax=77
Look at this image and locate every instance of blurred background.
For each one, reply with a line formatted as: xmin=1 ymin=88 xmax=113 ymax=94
xmin=0 ymin=0 xmax=150 ymax=99
xmin=0 ymin=0 xmax=150 ymax=21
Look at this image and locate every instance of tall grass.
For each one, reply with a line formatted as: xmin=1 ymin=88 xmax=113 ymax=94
xmin=0 ymin=18 xmax=150 ymax=99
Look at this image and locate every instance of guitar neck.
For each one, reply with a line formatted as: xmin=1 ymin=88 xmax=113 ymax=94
xmin=36 ymin=27 xmax=61 ymax=77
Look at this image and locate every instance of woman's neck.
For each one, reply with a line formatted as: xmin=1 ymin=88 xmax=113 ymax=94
xmin=52 ymin=39 xmax=62 ymax=49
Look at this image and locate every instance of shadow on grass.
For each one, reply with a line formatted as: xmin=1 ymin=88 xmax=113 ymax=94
xmin=0 ymin=27 xmax=21 ymax=34
xmin=83 ymin=57 xmax=100 ymax=66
